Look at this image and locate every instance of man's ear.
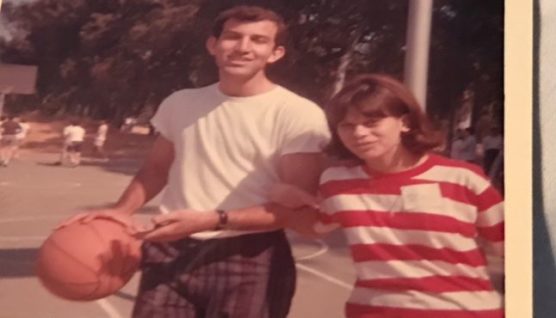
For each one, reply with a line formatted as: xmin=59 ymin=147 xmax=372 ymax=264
xmin=267 ymin=45 xmax=286 ymax=64
xmin=206 ymin=37 xmax=217 ymax=55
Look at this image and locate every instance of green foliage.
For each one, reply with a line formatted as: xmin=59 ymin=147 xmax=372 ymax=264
xmin=1 ymin=0 xmax=502 ymax=128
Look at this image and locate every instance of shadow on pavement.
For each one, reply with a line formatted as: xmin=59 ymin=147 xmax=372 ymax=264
xmin=113 ymin=290 xmax=137 ymax=302
xmin=0 ymin=248 xmax=39 ymax=278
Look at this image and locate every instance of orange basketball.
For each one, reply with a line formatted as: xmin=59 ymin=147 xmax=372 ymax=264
xmin=35 ymin=217 xmax=142 ymax=301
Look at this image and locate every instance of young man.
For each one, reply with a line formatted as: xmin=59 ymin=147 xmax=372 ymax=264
xmin=63 ymin=5 xmax=329 ymax=317
xmin=61 ymin=120 xmax=86 ymax=166
xmin=0 ymin=116 xmax=22 ymax=166
xmin=14 ymin=117 xmax=30 ymax=158
xmin=92 ymin=120 xmax=109 ymax=160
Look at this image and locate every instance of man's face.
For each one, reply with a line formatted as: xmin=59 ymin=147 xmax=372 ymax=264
xmin=207 ymin=19 xmax=285 ymax=77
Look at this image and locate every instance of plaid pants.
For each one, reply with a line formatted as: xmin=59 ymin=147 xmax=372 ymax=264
xmin=132 ymin=230 xmax=296 ymax=318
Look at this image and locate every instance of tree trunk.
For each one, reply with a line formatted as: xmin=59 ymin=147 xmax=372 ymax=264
xmin=332 ymin=51 xmax=352 ymax=96
xmin=330 ymin=27 xmax=364 ymax=98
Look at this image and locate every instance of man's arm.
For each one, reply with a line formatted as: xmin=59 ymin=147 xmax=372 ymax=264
xmin=142 ymin=153 xmax=324 ymax=241
xmin=112 ymin=135 xmax=175 ymax=214
xmin=58 ymin=135 xmax=174 ymax=227
xmin=224 ymin=152 xmax=323 ymax=230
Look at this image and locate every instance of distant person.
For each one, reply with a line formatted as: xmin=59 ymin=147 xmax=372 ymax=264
xmin=451 ymin=128 xmax=478 ymax=163
xmin=61 ymin=120 xmax=86 ymax=166
xmin=0 ymin=86 xmax=13 ymax=118
xmin=0 ymin=116 xmax=22 ymax=166
xmin=92 ymin=120 xmax=109 ymax=160
xmin=482 ymin=126 xmax=503 ymax=174
xmin=121 ymin=116 xmax=136 ymax=132
xmin=14 ymin=118 xmax=30 ymax=158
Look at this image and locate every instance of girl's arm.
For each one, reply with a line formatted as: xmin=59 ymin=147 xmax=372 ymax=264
xmin=270 ymin=183 xmax=338 ymax=238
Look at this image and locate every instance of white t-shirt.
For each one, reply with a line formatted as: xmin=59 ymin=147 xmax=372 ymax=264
xmin=151 ymin=83 xmax=330 ymax=239
xmin=15 ymin=122 xmax=30 ymax=140
xmin=63 ymin=125 xmax=86 ymax=144
xmin=95 ymin=124 xmax=108 ymax=142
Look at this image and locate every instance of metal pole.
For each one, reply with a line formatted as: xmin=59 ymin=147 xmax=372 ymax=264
xmin=403 ymin=0 xmax=434 ymax=111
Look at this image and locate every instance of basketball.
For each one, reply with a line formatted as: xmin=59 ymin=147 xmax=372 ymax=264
xmin=35 ymin=217 xmax=142 ymax=301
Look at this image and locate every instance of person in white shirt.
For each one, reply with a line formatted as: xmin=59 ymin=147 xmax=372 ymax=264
xmin=60 ymin=120 xmax=86 ymax=166
xmin=0 ymin=116 xmax=22 ymax=166
xmin=92 ymin=120 xmax=109 ymax=160
xmin=13 ymin=117 xmax=30 ymax=158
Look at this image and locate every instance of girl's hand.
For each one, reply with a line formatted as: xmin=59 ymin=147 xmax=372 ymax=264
xmin=269 ymin=183 xmax=319 ymax=209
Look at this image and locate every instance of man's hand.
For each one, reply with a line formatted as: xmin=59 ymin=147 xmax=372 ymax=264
xmin=138 ymin=210 xmax=219 ymax=242
xmin=56 ymin=208 xmax=142 ymax=234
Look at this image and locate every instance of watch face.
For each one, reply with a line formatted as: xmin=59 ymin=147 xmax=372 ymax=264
xmin=216 ymin=209 xmax=228 ymax=230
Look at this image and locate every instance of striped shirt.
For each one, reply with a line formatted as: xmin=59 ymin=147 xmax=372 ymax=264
xmin=319 ymin=154 xmax=504 ymax=318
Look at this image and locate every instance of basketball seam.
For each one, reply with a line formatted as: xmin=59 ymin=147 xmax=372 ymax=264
xmin=47 ymin=236 xmax=100 ymax=278
xmin=88 ymin=220 xmax=117 ymax=299
xmin=89 ymin=219 xmax=137 ymax=279
xmin=51 ymin=224 xmax=110 ymax=300
xmin=121 ymin=238 xmax=137 ymax=278
xmin=89 ymin=219 xmax=133 ymax=296
xmin=88 ymin=221 xmax=111 ymax=266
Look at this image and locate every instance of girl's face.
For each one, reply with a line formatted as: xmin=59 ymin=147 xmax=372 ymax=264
xmin=337 ymin=105 xmax=409 ymax=163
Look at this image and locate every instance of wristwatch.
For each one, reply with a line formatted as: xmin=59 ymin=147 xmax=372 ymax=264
xmin=215 ymin=209 xmax=228 ymax=230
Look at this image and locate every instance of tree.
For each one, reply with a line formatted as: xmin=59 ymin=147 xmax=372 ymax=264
xmin=1 ymin=0 xmax=503 ymax=130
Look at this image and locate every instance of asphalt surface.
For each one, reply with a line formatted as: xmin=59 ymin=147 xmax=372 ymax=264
xmin=0 ymin=152 xmax=354 ymax=318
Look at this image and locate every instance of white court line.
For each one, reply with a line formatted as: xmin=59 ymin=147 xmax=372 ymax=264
xmin=295 ymin=263 xmax=352 ymax=290
xmin=0 ymin=181 xmax=82 ymax=188
xmin=293 ymin=238 xmax=352 ymax=291
xmin=0 ymin=215 xmax=66 ymax=224
xmin=0 ymin=236 xmax=45 ymax=242
xmin=96 ymin=299 xmax=123 ymax=318
xmin=294 ymin=239 xmax=329 ymax=261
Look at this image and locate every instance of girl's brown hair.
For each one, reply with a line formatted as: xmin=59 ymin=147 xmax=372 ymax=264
xmin=326 ymin=74 xmax=443 ymax=160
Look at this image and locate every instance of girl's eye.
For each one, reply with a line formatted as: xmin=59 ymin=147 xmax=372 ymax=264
xmin=364 ymin=120 xmax=379 ymax=127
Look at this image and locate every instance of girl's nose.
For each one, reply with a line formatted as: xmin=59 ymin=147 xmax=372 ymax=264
xmin=353 ymin=124 xmax=368 ymax=137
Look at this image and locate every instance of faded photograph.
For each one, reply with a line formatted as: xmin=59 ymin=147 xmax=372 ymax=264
xmin=1 ymin=1 xmax=504 ymax=317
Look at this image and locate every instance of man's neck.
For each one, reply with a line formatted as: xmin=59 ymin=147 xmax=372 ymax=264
xmin=218 ymin=72 xmax=276 ymax=97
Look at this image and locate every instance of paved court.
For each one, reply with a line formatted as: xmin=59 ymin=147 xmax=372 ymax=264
xmin=0 ymin=152 xmax=354 ymax=318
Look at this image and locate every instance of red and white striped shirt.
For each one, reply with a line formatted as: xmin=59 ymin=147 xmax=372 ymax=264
xmin=318 ymin=154 xmax=504 ymax=318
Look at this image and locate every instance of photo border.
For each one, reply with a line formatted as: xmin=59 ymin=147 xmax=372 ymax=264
xmin=505 ymin=0 xmax=533 ymax=317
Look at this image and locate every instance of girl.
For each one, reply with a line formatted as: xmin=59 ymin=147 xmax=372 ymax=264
xmin=274 ymin=74 xmax=504 ymax=318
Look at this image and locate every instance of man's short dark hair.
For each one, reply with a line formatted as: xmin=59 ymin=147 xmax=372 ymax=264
xmin=212 ymin=5 xmax=287 ymax=47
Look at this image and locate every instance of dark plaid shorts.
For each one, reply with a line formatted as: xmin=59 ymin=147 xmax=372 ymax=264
xmin=66 ymin=141 xmax=83 ymax=152
xmin=132 ymin=230 xmax=296 ymax=318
